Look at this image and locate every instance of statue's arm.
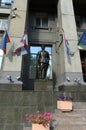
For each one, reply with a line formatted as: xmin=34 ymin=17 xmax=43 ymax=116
xmin=36 ymin=52 xmax=40 ymax=64
xmin=47 ymin=53 xmax=50 ymax=60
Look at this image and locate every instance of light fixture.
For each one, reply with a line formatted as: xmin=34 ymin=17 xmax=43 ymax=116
xmin=12 ymin=7 xmax=17 ymax=11
xmin=66 ymin=77 xmax=70 ymax=82
xmin=7 ymin=75 xmax=14 ymax=83
xmin=11 ymin=7 xmax=17 ymax=19
xmin=16 ymin=76 xmax=21 ymax=81
xmin=74 ymin=78 xmax=81 ymax=85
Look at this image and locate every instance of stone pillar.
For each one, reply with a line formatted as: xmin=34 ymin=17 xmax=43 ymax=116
xmin=1 ymin=0 xmax=28 ymax=83
xmin=57 ymin=0 xmax=83 ymax=86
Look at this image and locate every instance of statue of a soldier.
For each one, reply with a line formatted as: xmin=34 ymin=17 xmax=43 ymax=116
xmin=36 ymin=45 xmax=50 ymax=79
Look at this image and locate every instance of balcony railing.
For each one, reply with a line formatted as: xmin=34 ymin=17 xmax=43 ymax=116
xmin=0 ymin=1 xmax=12 ymax=9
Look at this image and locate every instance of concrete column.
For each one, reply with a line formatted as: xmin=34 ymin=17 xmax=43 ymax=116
xmin=1 ymin=0 xmax=28 ymax=83
xmin=57 ymin=0 xmax=83 ymax=85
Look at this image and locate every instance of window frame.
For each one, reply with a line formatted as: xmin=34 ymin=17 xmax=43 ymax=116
xmin=0 ymin=19 xmax=8 ymax=31
xmin=34 ymin=13 xmax=48 ymax=30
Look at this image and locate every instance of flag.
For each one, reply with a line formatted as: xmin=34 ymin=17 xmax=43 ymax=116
xmin=6 ymin=43 xmax=14 ymax=61
xmin=64 ymin=35 xmax=70 ymax=56
xmin=1 ymin=31 xmax=10 ymax=54
xmin=15 ymin=33 xmax=28 ymax=56
xmin=78 ymin=32 xmax=86 ymax=50
xmin=64 ymin=34 xmax=71 ymax=64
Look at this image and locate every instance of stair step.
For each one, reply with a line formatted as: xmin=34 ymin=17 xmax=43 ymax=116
xmin=54 ymin=124 xmax=86 ymax=130
xmin=55 ymin=109 xmax=86 ymax=116
xmin=53 ymin=102 xmax=86 ymax=130
xmin=73 ymin=102 xmax=86 ymax=109
xmin=53 ymin=116 xmax=86 ymax=124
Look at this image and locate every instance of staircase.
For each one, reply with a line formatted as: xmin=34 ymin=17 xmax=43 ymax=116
xmin=0 ymin=83 xmax=55 ymax=130
xmin=1 ymin=82 xmax=86 ymax=130
xmin=53 ymin=102 xmax=86 ymax=130
xmin=24 ymin=102 xmax=86 ymax=130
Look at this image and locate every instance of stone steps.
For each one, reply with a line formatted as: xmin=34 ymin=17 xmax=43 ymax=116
xmin=0 ymin=82 xmax=86 ymax=130
xmin=0 ymin=86 xmax=54 ymax=130
xmin=54 ymin=125 xmax=86 ymax=130
xmin=53 ymin=102 xmax=86 ymax=130
xmin=0 ymin=100 xmax=86 ymax=130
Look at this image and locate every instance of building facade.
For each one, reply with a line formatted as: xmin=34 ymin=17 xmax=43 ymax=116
xmin=0 ymin=0 xmax=86 ymax=89
xmin=0 ymin=0 xmax=86 ymax=129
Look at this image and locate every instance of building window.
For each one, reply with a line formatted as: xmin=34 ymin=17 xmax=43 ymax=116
xmin=0 ymin=0 xmax=12 ymax=7
xmin=1 ymin=0 xmax=12 ymax=3
xmin=0 ymin=49 xmax=3 ymax=69
xmin=36 ymin=16 xmax=48 ymax=28
xmin=75 ymin=16 xmax=86 ymax=31
xmin=0 ymin=19 xmax=8 ymax=31
xmin=29 ymin=45 xmax=52 ymax=79
xmin=35 ymin=14 xmax=48 ymax=29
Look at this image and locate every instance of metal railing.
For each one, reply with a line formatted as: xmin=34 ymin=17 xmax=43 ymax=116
xmin=0 ymin=1 xmax=12 ymax=9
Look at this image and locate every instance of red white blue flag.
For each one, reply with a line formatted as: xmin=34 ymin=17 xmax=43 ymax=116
xmin=15 ymin=33 xmax=28 ymax=56
xmin=1 ymin=31 xmax=10 ymax=54
xmin=63 ymin=34 xmax=71 ymax=64
xmin=64 ymin=35 xmax=70 ymax=56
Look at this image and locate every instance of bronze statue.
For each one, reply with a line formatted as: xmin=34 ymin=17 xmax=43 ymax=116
xmin=36 ymin=45 xmax=50 ymax=79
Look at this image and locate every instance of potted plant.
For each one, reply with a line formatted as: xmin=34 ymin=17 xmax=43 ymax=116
xmin=57 ymin=94 xmax=73 ymax=112
xmin=25 ymin=110 xmax=53 ymax=130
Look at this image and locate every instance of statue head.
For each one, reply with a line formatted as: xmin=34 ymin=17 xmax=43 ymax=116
xmin=41 ymin=45 xmax=45 ymax=50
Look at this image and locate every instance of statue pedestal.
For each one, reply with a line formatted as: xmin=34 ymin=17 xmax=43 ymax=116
xmin=34 ymin=79 xmax=53 ymax=91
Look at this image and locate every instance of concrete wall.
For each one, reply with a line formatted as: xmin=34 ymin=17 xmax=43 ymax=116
xmin=2 ymin=0 xmax=28 ymax=72
xmin=0 ymin=0 xmax=28 ymax=83
xmin=57 ymin=0 xmax=83 ymax=85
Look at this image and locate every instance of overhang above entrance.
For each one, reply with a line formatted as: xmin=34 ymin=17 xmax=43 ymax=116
xmin=29 ymin=0 xmax=58 ymax=13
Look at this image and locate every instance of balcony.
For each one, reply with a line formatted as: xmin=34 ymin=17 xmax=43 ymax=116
xmin=0 ymin=2 xmax=12 ymax=15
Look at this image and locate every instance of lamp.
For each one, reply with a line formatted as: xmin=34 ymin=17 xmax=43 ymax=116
xmin=11 ymin=7 xmax=17 ymax=19
xmin=7 ymin=75 xmax=14 ymax=83
xmin=12 ymin=7 xmax=17 ymax=11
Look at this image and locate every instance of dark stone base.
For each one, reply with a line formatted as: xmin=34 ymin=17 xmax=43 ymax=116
xmin=34 ymin=79 xmax=53 ymax=91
